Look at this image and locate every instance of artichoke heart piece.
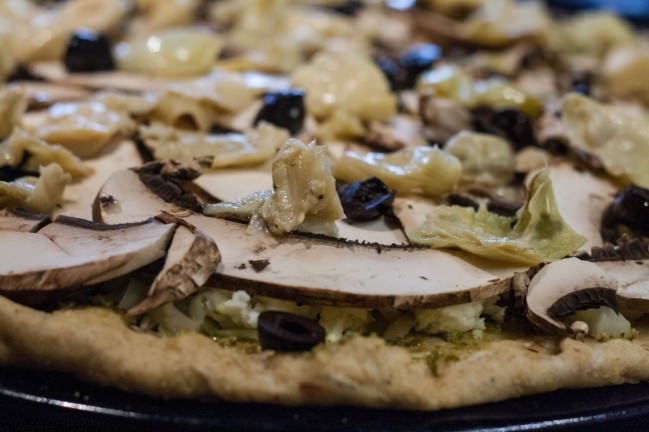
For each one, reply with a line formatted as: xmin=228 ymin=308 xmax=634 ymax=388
xmin=445 ymin=131 xmax=515 ymax=186
xmin=138 ymin=122 xmax=289 ymax=168
xmin=115 ymin=28 xmax=223 ymax=78
xmin=459 ymin=0 xmax=551 ymax=47
xmin=333 ymin=146 xmax=461 ymax=198
xmin=34 ymin=100 xmax=136 ymax=159
xmin=0 ymin=86 xmax=27 ymax=141
xmin=0 ymin=129 xmax=92 ymax=179
xmin=292 ymin=51 xmax=396 ymax=121
xmin=561 ymin=93 xmax=649 ymax=188
xmin=0 ymin=163 xmax=71 ymax=214
xmin=205 ymin=139 xmax=344 ymax=235
xmin=418 ymin=64 xmax=542 ymax=118
xmin=407 ymin=170 xmax=585 ymax=265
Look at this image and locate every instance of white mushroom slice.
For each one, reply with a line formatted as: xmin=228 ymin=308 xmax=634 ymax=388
xmin=127 ymin=220 xmax=221 ymax=316
xmin=195 ymin=165 xmax=408 ymax=245
xmin=0 ymin=216 xmax=175 ymax=297
xmin=595 ymin=260 xmax=649 ymax=312
xmin=545 ymin=163 xmax=616 ymax=252
xmin=94 ymin=168 xmax=515 ymax=309
xmin=0 ymin=208 xmax=49 ymax=233
xmin=55 ymin=139 xmax=143 ymax=219
xmin=526 ymin=258 xmax=618 ymax=334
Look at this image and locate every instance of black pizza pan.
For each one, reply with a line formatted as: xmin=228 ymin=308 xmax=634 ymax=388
xmin=0 ymin=365 xmax=649 ymax=432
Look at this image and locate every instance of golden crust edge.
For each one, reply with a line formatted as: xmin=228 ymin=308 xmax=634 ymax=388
xmin=0 ymin=295 xmax=648 ymax=411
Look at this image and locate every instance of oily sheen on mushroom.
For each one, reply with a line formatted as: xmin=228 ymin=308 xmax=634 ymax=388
xmin=94 ymin=167 xmax=515 ymax=309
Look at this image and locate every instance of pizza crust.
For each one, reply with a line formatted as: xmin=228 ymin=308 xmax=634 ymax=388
xmin=0 ymin=295 xmax=648 ymax=410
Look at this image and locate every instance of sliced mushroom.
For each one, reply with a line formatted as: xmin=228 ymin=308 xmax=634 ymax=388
xmin=94 ymin=167 xmax=515 ymax=309
xmin=127 ymin=216 xmax=221 ymax=316
xmin=0 ymin=216 xmax=175 ymax=302
xmin=0 ymin=208 xmax=50 ymax=232
xmin=526 ymin=257 xmax=618 ymax=335
xmin=51 ymin=139 xmax=143 ymax=219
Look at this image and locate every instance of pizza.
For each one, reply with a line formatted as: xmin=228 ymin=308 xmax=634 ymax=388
xmin=2 ymin=0 xmax=649 ymax=413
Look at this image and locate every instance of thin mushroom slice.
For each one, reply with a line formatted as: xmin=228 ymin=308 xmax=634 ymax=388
xmin=127 ymin=215 xmax=221 ymax=316
xmin=94 ymin=167 xmax=516 ymax=309
xmin=0 ymin=208 xmax=50 ymax=232
xmin=0 ymin=216 xmax=175 ymax=302
xmin=525 ymin=257 xmax=619 ymax=335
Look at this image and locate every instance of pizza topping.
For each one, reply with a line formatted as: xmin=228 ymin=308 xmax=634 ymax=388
xmin=33 ymin=99 xmax=136 ymax=159
xmin=63 ymin=30 xmax=115 ymax=73
xmin=1 ymin=128 xmax=92 ymax=179
xmin=406 ymin=170 xmax=586 ymax=264
xmin=566 ymin=307 xmax=633 ymax=341
xmin=338 ymin=177 xmax=395 ymax=223
xmin=258 ymin=310 xmax=325 ymax=352
xmin=253 ymin=89 xmax=306 ymax=136
xmin=418 ymin=64 xmax=542 ymax=118
xmin=0 ymin=215 xmax=175 ymax=301
xmin=419 ymin=96 xmax=472 ymax=145
xmin=445 ymin=131 xmax=515 ymax=186
xmin=333 ymin=146 xmax=461 ymax=197
xmin=0 ymin=86 xmax=27 ymax=140
xmin=459 ymin=0 xmax=550 ymax=47
xmin=151 ymin=71 xmax=260 ymax=131
xmin=399 ymin=43 xmax=442 ymax=89
xmin=415 ymin=301 xmax=485 ymax=335
xmin=560 ymin=93 xmax=649 ymax=188
xmin=0 ymin=163 xmax=70 ymax=214
xmin=114 ymin=28 xmax=223 ymax=78
xmin=127 ymin=222 xmax=221 ymax=316
xmin=470 ymin=107 xmax=537 ymax=150
xmin=600 ymin=186 xmax=649 ymax=244
xmin=292 ymin=51 xmax=396 ymax=139
xmin=138 ymin=122 xmax=289 ymax=168
xmin=525 ymin=257 xmax=628 ymax=336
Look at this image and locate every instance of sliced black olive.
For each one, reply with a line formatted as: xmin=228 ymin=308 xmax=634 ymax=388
xmin=471 ymin=107 xmax=537 ymax=150
xmin=601 ymin=185 xmax=649 ymax=243
xmin=63 ymin=30 xmax=115 ymax=73
xmin=338 ymin=177 xmax=396 ymax=223
xmin=374 ymin=55 xmax=401 ymax=91
xmin=446 ymin=193 xmax=479 ymax=210
xmin=486 ymin=197 xmax=521 ymax=218
xmin=326 ymin=0 xmax=364 ymax=15
xmin=571 ymin=72 xmax=594 ymax=96
xmin=398 ymin=43 xmax=442 ymax=89
xmin=258 ymin=311 xmax=325 ymax=352
xmin=254 ymin=89 xmax=305 ymax=135
xmin=0 ymin=153 xmax=38 ymax=182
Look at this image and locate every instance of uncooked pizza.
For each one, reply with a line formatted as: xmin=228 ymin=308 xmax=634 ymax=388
xmin=2 ymin=0 xmax=649 ymax=412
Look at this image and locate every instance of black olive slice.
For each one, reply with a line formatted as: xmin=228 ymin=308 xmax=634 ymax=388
xmin=375 ymin=55 xmax=401 ymax=91
xmin=63 ymin=30 xmax=115 ymax=73
xmin=326 ymin=0 xmax=364 ymax=15
xmin=399 ymin=43 xmax=442 ymax=89
xmin=601 ymin=185 xmax=649 ymax=243
xmin=571 ymin=72 xmax=594 ymax=96
xmin=446 ymin=193 xmax=479 ymax=210
xmin=254 ymin=89 xmax=305 ymax=135
xmin=471 ymin=107 xmax=537 ymax=150
xmin=257 ymin=311 xmax=325 ymax=352
xmin=338 ymin=177 xmax=396 ymax=223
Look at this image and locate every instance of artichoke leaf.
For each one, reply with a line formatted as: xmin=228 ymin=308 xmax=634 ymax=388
xmin=561 ymin=93 xmax=649 ymax=188
xmin=333 ymin=146 xmax=461 ymax=198
xmin=407 ymin=170 xmax=585 ymax=265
